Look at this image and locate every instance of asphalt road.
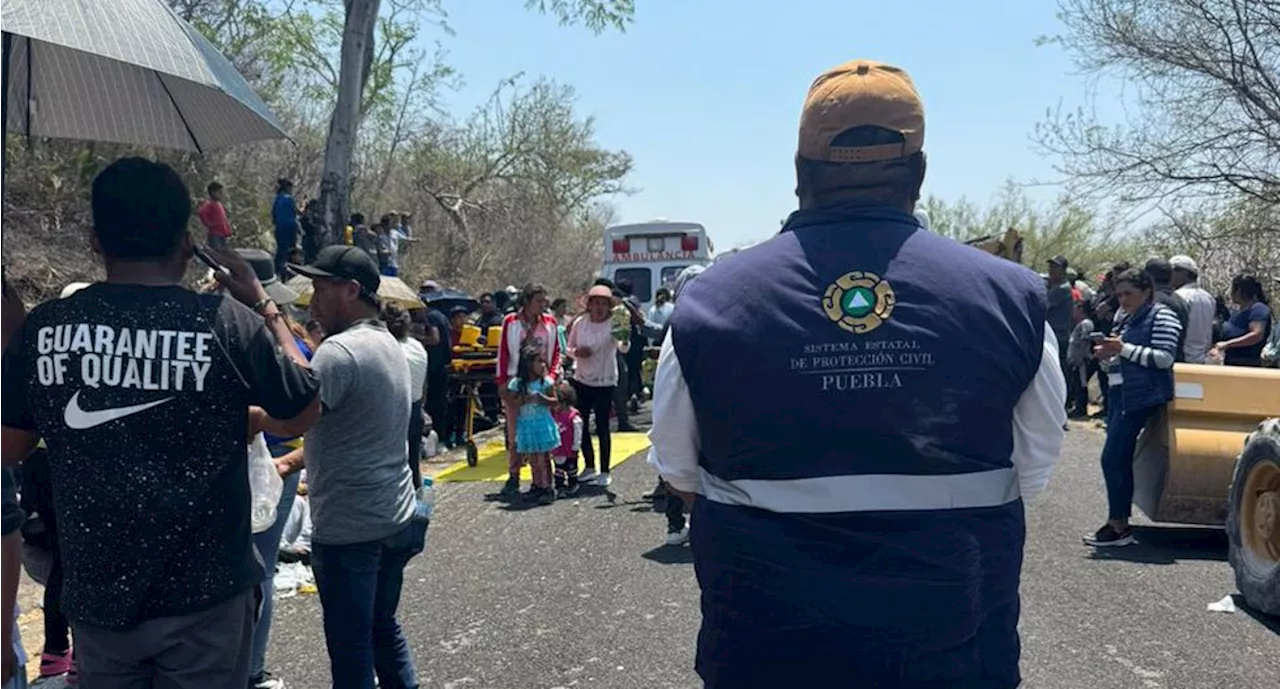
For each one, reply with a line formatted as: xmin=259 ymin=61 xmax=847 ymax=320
xmin=253 ymin=422 xmax=1278 ymax=688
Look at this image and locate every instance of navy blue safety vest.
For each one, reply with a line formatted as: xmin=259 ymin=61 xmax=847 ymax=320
xmin=1115 ymin=301 xmax=1176 ymax=412
xmin=670 ymin=204 xmax=1045 ymax=689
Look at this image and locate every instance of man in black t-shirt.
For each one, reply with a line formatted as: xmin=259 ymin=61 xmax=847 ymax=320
xmin=0 ymin=157 xmax=321 ymax=689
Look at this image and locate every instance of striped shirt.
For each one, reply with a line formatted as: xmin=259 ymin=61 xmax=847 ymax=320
xmin=1111 ymin=303 xmax=1182 ymax=384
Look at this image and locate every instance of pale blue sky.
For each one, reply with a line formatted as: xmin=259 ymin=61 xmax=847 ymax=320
xmin=438 ymin=0 xmax=1115 ymax=248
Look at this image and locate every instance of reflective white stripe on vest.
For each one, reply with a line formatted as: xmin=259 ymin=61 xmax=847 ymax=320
xmin=698 ymin=466 xmax=1021 ymax=513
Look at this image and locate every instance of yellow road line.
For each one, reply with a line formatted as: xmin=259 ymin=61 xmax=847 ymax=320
xmin=436 ymin=432 xmax=652 ymax=482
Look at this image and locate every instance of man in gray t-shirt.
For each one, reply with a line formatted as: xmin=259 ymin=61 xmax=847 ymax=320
xmin=306 ymin=321 xmax=416 ymax=543
xmin=283 ymin=246 xmax=425 ymax=687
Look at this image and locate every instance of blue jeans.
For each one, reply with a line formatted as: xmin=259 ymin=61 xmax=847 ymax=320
xmin=312 ymin=518 xmax=427 ymax=689
xmin=1100 ymin=388 xmax=1159 ymax=520
xmin=249 ymin=448 xmax=302 ymax=679
xmin=274 ymin=227 xmax=297 ymax=276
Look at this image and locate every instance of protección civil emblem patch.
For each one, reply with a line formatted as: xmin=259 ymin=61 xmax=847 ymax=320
xmin=822 ymin=271 xmax=896 ymax=334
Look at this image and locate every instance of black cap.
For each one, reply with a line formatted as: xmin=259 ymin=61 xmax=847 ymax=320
xmin=449 ymin=305 xmax=472 ymax=316
xmin=1144 ymin=257 xmax=1173 ymax=285
xmin=1048 ymin=255 xmax=1069 ymax=269
xmin=289 ymin=245 xmax=380 ymax=298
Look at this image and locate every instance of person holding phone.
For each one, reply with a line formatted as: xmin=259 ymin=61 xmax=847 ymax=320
xmin=1085 ymin=268 xmax=1182 ymax=547
xmin=1 ymin=157 xmax=321 ymax=689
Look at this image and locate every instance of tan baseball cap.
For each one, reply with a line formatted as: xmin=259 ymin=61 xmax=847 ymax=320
xmin=798 ymin=60 xmax=924 ymax=163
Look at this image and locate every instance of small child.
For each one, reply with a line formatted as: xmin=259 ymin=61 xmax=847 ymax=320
xmin=506 ymin=347 xmax=561 ymax=505
xmin=196 ymin=181 xmax=232 ymax=250
xmin=551 ymin=382 xmax=584 ymax=496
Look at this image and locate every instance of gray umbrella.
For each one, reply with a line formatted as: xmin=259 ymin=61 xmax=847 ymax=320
xmin=1 ymin=0 xmax=287 ymax=152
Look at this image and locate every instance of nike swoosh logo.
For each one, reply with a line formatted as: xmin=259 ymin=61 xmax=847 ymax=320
xmin=63 ymin=390 xmax=175 ymax=430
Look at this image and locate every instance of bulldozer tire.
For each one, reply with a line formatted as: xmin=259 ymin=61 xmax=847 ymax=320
xmin=1227 ymin=419 xmax=1280 ymax=616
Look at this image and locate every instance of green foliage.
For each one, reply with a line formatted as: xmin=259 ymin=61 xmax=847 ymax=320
xmin=260 ymin=0 xmax=455 ymax=127
xmin=524 ymin=0 xmax=636 ymax=32
xmin=4 ymin=0 xmax=639 ymax=302
xmin=406 ymin=76 xmax=634 ymax=286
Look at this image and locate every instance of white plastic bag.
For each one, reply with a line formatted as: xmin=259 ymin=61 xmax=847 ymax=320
xmin=248 ymin=433 xmax=283 ymax=533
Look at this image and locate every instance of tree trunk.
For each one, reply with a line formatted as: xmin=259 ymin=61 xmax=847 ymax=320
xmin=317 ymin=0 xmax=381 ymax=247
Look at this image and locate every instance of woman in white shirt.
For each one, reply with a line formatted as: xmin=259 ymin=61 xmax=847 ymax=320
xmin=567 ymin=285 xmax=631 ymax=487
xmin=384 ymin=304 xmax=429 ymax=490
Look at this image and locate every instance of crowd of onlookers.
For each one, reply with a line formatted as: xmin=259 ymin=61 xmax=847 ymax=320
xmin=0 ymin=156 xmax=694 ymax=689
xmin=1040 ymin=254 xmax=1276 ymax=548
xmin=194 ymin=177 xmax=415 ymax=281
xmin=2 ymin=157 xmax=430 ymax=689
xmin=414 ymin=278 xmax=683 ymax=444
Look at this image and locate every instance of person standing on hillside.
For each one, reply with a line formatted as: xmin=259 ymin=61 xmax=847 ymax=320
xmin=2 ymin=157 xmax=321 ymax=689
xmin=649 ymin=60 xmax=1065 ymax=688
xmin=272 ymin=178 xmax=300 ymax=276
xmin=197 ymin=181 xmax=233 ymax=249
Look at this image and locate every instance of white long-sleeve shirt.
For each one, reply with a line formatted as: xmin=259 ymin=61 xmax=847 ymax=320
xmin=648 ymin=325 xmax=1067 ymax=501
xmin=1175 ymin=282 xmax=1216 ymax=363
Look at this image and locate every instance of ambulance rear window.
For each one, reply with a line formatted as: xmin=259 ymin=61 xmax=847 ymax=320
xmin=614 ymin=268 xmax=651 ymax=302
xmin=661 ymin=265 xmax=689 ymax=290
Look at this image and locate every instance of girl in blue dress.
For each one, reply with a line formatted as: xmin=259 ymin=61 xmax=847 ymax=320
xmin=507 ymin=346 xmax=560 ymax=504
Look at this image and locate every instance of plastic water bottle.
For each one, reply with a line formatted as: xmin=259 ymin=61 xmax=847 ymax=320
xmin=417 ymin=476 xmax=435 ymax=521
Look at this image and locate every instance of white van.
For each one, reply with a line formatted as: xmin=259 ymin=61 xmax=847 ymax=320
xmin=600 ymin=220 xmax=713 ymax=307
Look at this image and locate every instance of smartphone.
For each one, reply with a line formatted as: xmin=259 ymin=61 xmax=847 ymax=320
xmin=1089 ymin=332 xmax=1106 ymax=343
xmin=193 ymin=245 xmax=230 ymax=278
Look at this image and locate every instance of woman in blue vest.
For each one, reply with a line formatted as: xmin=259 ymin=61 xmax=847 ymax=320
xmin=1086 ymin=268 xmax=1182 ymax=547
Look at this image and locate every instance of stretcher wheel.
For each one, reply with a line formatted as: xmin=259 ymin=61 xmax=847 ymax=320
xmin=465 ymin=441 xmax=479 ymax=467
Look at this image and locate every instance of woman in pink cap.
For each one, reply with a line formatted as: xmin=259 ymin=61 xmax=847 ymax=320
xmin=566 ymin=284 xmax=631 ymax=487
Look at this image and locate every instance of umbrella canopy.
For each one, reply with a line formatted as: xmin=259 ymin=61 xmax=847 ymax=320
xmin=420 ymin=288 xmax=479 ymax=315
xmin=286 ymin=274 xmax=426 ymax=310
xmin=1 ymin=0 xmax=287 ymax=151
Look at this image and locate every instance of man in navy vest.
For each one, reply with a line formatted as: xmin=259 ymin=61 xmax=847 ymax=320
xmin=649 ymin=60 xmax=1067 ymax=688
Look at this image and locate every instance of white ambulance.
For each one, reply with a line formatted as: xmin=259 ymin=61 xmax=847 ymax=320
xmin=600 ymin=219 xmax=713 ymax=307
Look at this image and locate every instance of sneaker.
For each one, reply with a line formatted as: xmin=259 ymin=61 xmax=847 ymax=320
xmin=665 ymin=527 xmax=690 ymax=546
xmin=251 ymin=671 xmax=286 ymax=689
xmin=593 ymin=472 xmax=612 ymax=487
xmin=579 ymin=468 xmax=598 ymax=482
xmin=1083 ymin=524 xmax=1135 ymax=547
xmin=500 ymin=476 xmax=520 ymax=496
xmin=561 ymin=480 xmax=581 ymax=497
xmin=40 ymin=649 xmax=72 ymax=678
xmin=537 ymin=487 xmax=557 ymax=505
